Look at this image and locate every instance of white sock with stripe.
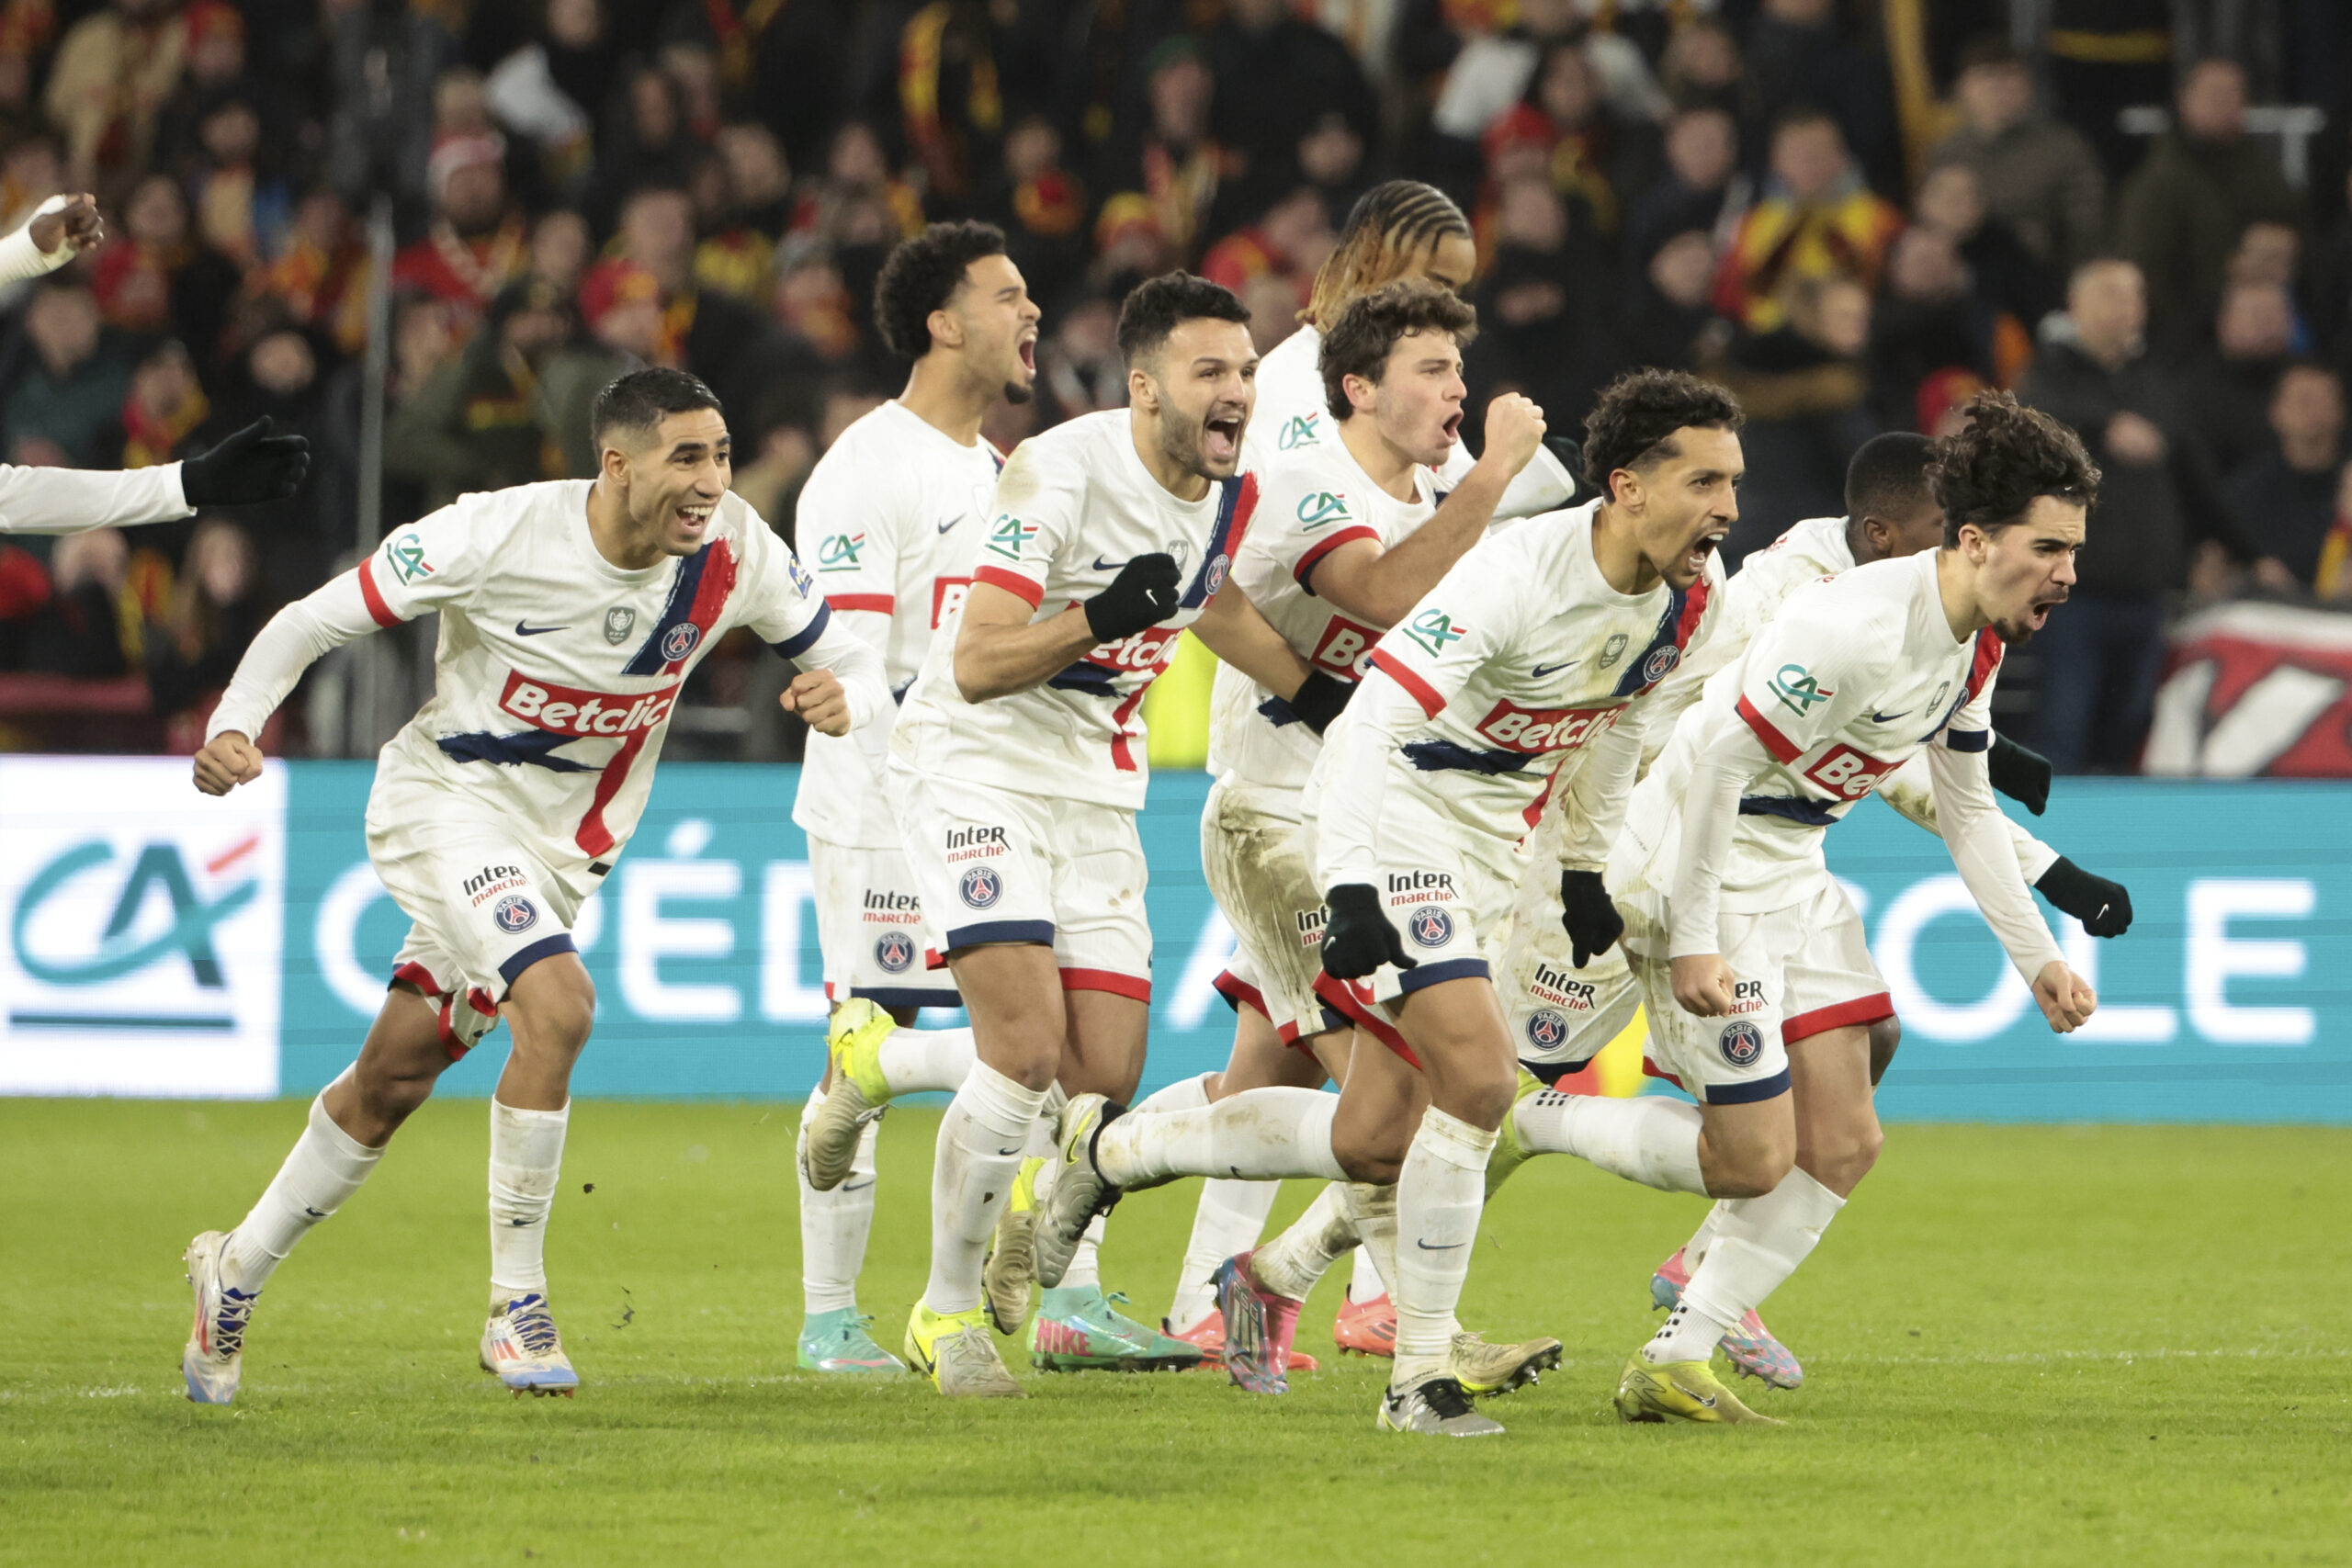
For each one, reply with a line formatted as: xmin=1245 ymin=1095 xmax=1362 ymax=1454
xmin=1645 ymin=1168 xmax=1844 ymax=1363
xmin=1510 ymin=1089 xmax=1707 ymax=1194
xmin=488 ymin=1097 xmax=570 ymax=1305
xmin=1391 ymin=1109 xmax=1495 ymax=1386
xmin=221 ymin=1075 xmax=382 ymax=1292
xmin=923 ymin=1062 xmax=1048 ymax=1315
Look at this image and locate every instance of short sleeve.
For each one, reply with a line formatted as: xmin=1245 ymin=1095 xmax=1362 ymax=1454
xmin=1362 ymin=534 xmax=1528 ymax=718
xmin=1730 ymin=599 xmax=1886 ymax=763
xmin=357 ymin=497 xmax=492 ymax=626
xmin=1249 ymin=460 xmax=1380 ymax=596
xmin=969 ymin=436 xmax=1083 ymax=611
xmin=733 ymin=501 xmax=831 ymax=656
xmin=1935 ymin=630 xmax=2005 ymax=752
xmin=796 ymin=444 xmax=904 ymax=616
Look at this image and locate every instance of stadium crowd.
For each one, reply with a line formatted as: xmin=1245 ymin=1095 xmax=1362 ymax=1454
xmin=0 ymin=0 xmax=2347 ymax=770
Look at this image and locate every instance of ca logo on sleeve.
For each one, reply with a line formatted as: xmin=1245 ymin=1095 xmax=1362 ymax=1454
xmin=985 ymin=513 xmax=1037 ymax=561
xmin=1403 ymin=608 xmax=1465 ymax=658
xmin=386 ymin=532 xmax=435 ymax=584
xmin=817 ymin=533 xmax=865 ymax=570
xmin=1295 ymin=491 xmax=1351 ymax=530
xmin=1768 ymin=662 xmax=1835 ymax=716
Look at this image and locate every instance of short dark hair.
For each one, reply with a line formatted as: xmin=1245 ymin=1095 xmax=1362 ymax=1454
xmin=1957 ymin=34 xmax=2025 ymax=73
xmin=1582 ymin=368 xmax=1744 ymax=494
xmin=873 ymin=220 xmax=1011 ymax=360
xmin=592 ymin=367 xmax=724 ymax=450
xmin=1115 ymin=271 xmax=1250 ymax=367
xmin=1771 ymin=103 xmax=1843 ymax=141
xmin=1844 ymin=432 xmax=1937 ymax=522
xmin=1319 ymin=278 xmax=1478 ymax=419
xmin=1926 ymin=390 xmax=2100 ymax=544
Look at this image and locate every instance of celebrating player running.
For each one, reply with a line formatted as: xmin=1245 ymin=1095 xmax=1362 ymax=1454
xmin=179 ymin=369 xmax=889 ymax=1404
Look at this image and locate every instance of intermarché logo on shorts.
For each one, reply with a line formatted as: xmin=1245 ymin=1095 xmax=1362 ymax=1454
xmin=1385 ymin=870 xmax=1453 ymax=904
xmin=944 ymin=825 xmax=1008 ymax=864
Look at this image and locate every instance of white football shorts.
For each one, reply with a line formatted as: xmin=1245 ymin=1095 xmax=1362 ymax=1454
xmin=808 ymin=836 xmax=961 ymax=1010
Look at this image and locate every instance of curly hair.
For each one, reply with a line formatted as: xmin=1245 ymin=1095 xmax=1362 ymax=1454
xmin=1318 ymin=278 xmax=1478 ymax=420
xmin=1302 ymin=181 xmax=1471 ymax=330
xmin=1926 ymin=390 xmax=2100 ymax=544
xmin=872 ymin=220 xmax=1009 ymax=361
xmin=1115 ymin=271 xmax=1250 ymax=366
xmin=1581 ymin=368 xmax=1745 ymax=495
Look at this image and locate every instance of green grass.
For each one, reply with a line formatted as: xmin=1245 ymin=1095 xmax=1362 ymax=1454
xmin=3 ymin=1100 xmax=2346 ymax=1566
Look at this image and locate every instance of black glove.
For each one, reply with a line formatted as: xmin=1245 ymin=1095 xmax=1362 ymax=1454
xmin=1558 ymin=869 xmax=1625 ymax=967
xmin=1319 ymin=884 xmax=1413 ymax=981
xmin=1543 ymin=434 xmax=1587 ymax=502
xmin=180 ymin=417 xmax=311 ymax=507
xmin=1082 ymin=552 xmax=1181 ymax=642
xmin=1986 ymin=732 xmax=2052 ymax=816
xmin=1287 ymin=671 xmax=1354 ymax=735
xmin=2036 ymin=856 xmax=2133 ymax=937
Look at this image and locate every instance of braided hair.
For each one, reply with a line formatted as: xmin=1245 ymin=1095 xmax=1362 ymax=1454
xmin=1302 ymin=181 xmax=1472 ymax=329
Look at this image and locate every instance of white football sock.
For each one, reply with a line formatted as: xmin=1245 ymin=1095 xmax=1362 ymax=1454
xmin=1512 ymin=1089 xmax=1706 ymax=1194
xmin=1343 ymin=1181 xmax=1398 ymax=1306
xmin=1250 ymin=1180 xmax=1353 ymax=1301
xmin=923 ymin=1062 xmax=1048 ymax=1314
xmin=1130 ymin=1071 xmax=1214 ymax=1117
xmin=1347 ymin=1244 xmax=1385 ymax=1303
xmin=1059 ymin=1215 xmax=1106 ymax=1291
xmin=221 ymin=1076 xmax=382 ymax=1292
xmin=1092 ymin=1088 xmax=1343 ymax=1187
xmin=797 ymin=1078 xmax=879 ymax=1314
xmin=1682 ymin=1201 xmax=1730 ymax=1273
xmin=876 ymin=1025 xmax=978 ymax=1097
xmin=488 ymin=1097 xmax=570 ymax=1304
xmin=1168 ymin=1178 xmax=1281 ymax=1332
xmin=1645 ymin=1168 xmax=1844 ymax=1363
xmin=1391 ymin=1108 xmax=1495 ymax=1385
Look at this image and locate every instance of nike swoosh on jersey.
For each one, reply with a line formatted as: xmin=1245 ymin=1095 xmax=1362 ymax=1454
xmin=1415 ymin=1238 xmax=1465 ymax=1250
xmin=936 ymin=514 xmax=962 ymax=534
xmin=1531 ymin=660 xmax=1580 ymax=677
xmin=1091 ymin=556 xmax=1124 ymax=571
xmin=1869 ymin=708 xmax=1910 ymax=723
xmin=515 ymin=621 xmax=570 ymax=637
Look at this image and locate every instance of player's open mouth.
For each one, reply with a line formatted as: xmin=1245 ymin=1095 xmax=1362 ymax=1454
xmin=2026 ymin=594 xmax=2064 ymax=630
xmin=1440 ymin=410 xmax=1464 ymax=443
xmin=1017 ymin=333 xmax=1037 ymax=375
xmin=1684 ymin=529 xmax=1725 ymax=576
xmin=677 ymin=502 xmax=714 ymax=529
xmin=1202 ymin=412 xmax=1244 ymax=463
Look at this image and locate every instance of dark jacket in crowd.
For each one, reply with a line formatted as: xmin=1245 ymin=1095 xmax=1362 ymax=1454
xmin=2116 ymin=131 xmax=2303 ymax=344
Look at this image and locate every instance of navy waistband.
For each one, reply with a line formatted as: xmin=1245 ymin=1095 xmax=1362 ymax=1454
xmin=1738 ymin=795 xmax=1840 ymax=827
xmin=1402 ymin=739 xmax=1531 ymax=776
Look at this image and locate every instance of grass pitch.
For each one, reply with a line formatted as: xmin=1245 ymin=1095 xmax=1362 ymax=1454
xmin=3 ymin=1099 xmax=2345 ymax=1566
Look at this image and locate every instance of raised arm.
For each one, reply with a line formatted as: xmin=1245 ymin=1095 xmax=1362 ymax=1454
xmin=195 ymin=570 xmax=387 ymax=793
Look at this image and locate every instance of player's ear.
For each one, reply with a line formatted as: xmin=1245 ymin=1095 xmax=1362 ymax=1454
xmin=1126 ymin=364 xmax=1156 ymax=412
xmin=927 ymin=307 xmax=964 ymax=351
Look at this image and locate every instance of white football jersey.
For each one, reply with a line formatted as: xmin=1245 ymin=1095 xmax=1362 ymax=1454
xmin=1206 ymin=434 xmax=1438 ymax=793
xmin=1622 ymin=549 xmax=2003 ymax=916
xmin=790 ymin=400 xmax=1002 ymax=848
xmin=1312 ymin=500 xmax=1722 ymax=880
xmin=892 ymin=409 xmax=1254 ymax=810
xmin=326 ymin=481 xmax=827 ymax=874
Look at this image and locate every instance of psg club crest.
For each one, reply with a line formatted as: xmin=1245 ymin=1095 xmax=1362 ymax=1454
xmin=1642 ymin=644 xmax=1681 ymax=684
xmin=959 ymin=865 xmax=1002 ymax=909
xmin=873 ymin=930 xmax=916 ymax=974
xmin=493 ymin=895 xmax=539 ymax=934
xmin=604 ymin=607 xmax=637 ymax=645
xmin=1718 ymin=1019 xmax=1764 ymax=1067
xmin=1204 ymin=553 xmax=1230 ymax=596
xmin=661 ymin=623 xmax=702 ymax=662
xmin=1525 ymin=1008 xmax=1569 ymax=1050
xmin=1408 ymin=905 xmax=1453 ymax=948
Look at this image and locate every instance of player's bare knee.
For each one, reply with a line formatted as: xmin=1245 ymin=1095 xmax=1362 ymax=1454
xmin=1332 ymin=1118 xmax=1408 ymax=1185
xmin=1700 ymin=1125 xmax=1795 ymax=1199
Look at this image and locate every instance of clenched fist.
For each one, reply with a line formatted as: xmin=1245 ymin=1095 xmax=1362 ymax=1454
xmin=2031 ymin=960 xmax=2098 ymax=1033
xmin=781 ymin=670 xmax=853 ymax=735
xmin=1477 ymin=392 xmax=1548 ymax=479
xmin=28 ymin=194 xmax=103 ymax=257
xmin=193 ymin=731 xmax=265 ymax=795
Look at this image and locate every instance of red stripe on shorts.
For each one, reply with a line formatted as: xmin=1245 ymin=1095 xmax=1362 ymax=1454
xmin=1782 ymin=991 xmax=1894 ymax=1043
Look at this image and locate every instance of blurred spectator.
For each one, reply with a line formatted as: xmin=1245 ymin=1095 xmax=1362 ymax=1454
xmin=117 ymin=340 xmax=211 ymax=469
xmin=1626 ymin=105 xmax=1743 ymax=264
xmin=1482 ymin=39 xmax=1661 ymax=246
xmin=1743 ymin=0 xmax=1898 ymax=195
xmin=1295 ymin=110 xmax=1370 ymax=219
xmin=155 ymin=1 xmax=265 ymax=177
xmin=595 ymin=184 xmax=800 ymax=419
xmin=894 ymin=0 xmax=1003 ymax=208
xmin=1035 ymin=293 xmax=1125 ymax=425
xmin=773 ymin=249 xmax=861 ymax=366
xmin=982 ymin=113 xmax=1087 ymax=310
xmin=43 ymin=0 xmax=187 ymax=188
xmin=688 ymin=147 xmax=772 ymax=305
xmin=89 ymin=174 xmax=243 ymax=363
xmin=2019 ymin=258 xmax=2277 ymax=772
xmin=2179 ymin=281 xmax=2299 ymax=479
xmin=1870 ymin=227 xmax=1994 ymax=431
xmin=187 ymin=87 xmax=294 ymax=268
xmin=1910 ymin=161 xmax=2057 ymax=341
xmin=1927 ymin=37 xmax=2108 ymax=274
xmin=215 ymin=326 xmax=331 ymax=597
xmin=391 ymin=133 xmax=527 ymax=321
xmin=1658 ymin=17 xmax=1753 ymax=128
xmin=1712 ymin=108 xmax=1902 ymax=333
xmin=1200 ymin=186 xmax=1335 ymax=316
xmin=147 ymin=517 xmax=264 ymax=750
xmin=2223 ymin=363 xmax=2346 ymax=590
xmin=526 ymin=208 xmax=592 ymax=298
xmin=1713 ymin=274 xmax=1876 ymax=553
xmin=2116 ymin=59 xmax=2304 ymax=349
xmin=2043 ymin=0 xmax=2177 ymax=180
xmin=594 ymin=63 xmax=697 ymax=220
xmin=1621 ymin=228 xmax=1726 ymax=370
xmin=1206 ymin=0 xmax=1376 ymax=205
xmin=727 ymin=389 xmax=816 ymax=526
xmin=17 ymin=527 xmax=131 ymax=677
xmin=2 ymin=283 xmax=135 ymax=466
xmin=1464 ymin=175 xmax=1616 ymax=433
xmin=790 ymin=121 xmax=924 ymax=252
xmin=1100 ymin=39 xmax=1225 ymax=262
xmin=386 ymin=278 xmax=574 ymax=508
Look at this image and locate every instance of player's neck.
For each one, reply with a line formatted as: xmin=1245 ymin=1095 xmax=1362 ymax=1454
xmin=897 ymin=356 xmax=989 ymax=446
xmin=1339 ymin=415 xmax=1418 ymax=501
xmin=1933 ymin=547 xmax=1991 ymax=642
xmin=585 ymin=482 xmax=669 ymax=571
xmin=1589 ymin=502 xmax=1662 ymax=597
xmin=1129 ymin=412 xmax=1212 ymax=502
